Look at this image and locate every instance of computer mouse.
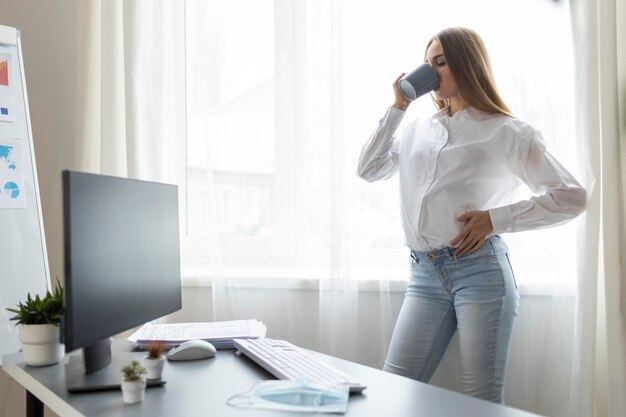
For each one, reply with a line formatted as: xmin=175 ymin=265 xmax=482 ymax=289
xmin=167 ymin=339 xmax=217 ymax=361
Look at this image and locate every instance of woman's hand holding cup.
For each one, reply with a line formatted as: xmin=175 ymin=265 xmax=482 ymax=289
xmin=393 ymin=73 xmax=411 ymax=111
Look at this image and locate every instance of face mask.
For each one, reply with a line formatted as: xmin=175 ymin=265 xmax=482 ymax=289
xmin=226 ymin=377 xmax=350 ymax=414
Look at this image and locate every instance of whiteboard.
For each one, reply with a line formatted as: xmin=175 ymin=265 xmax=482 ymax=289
xmin=0 ymin=24 xmax=50 ymax=361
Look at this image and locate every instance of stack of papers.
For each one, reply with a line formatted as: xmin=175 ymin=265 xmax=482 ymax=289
xmin=127 ymin=319 xmax=267 ymax=350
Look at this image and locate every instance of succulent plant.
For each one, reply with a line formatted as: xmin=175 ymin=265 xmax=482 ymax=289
xmin=121 ymin=360 xmax=147 ymax=382
xmin=146 ymin=341 xmax=165 ymax=359
xmin=6 ymin=280 xmax=64 ymax=326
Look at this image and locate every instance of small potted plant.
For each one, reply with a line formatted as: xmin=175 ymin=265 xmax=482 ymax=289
xmin=5 ymin=280 xmax=64 ymax=366
xmin=142 ymin=341 xmax=166 ymax=380
xmin=121 ymin=360 xmax=147 ymax=404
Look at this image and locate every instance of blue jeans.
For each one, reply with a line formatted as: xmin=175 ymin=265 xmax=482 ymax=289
xmin=383 ymin=235 xmax=519 ymax=403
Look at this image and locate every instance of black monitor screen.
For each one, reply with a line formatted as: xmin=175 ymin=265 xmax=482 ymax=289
xmin=63 ymin=170 xmax=181 ymax=391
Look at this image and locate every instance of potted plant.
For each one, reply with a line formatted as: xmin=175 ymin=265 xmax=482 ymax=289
xmin=121 ymin=360 xmax=147 ymax=404
xmin=5 ymin=281 xmax=64 ymax=366
xmin=142 ymin=341 xmax=166 ymax=379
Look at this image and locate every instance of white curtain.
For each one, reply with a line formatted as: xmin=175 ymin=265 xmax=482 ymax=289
xmin=569 ymin=0 xmax=626 ymax=416
xmin=183 ymin=0 xmax=393 ymax=362
xmin=74 ymin=0 xmax=185 ymax=184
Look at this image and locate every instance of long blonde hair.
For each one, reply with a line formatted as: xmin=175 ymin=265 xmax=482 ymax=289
xmin=425 ymin=27 xmax=512 ymax=117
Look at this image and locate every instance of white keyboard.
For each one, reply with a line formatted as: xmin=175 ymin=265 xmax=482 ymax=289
xmin=233 ymin=338 xmax=367 ymax=394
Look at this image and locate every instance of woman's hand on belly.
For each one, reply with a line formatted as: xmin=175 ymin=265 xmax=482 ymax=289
xmin=450 ymin=210 xmax=494 ymax=257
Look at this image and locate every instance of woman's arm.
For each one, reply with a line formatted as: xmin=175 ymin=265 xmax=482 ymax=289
xmin=356 ymin=74 xmax=408 ymax=182
xmin=488 ymin=129 xmax=587 ymax=234
xmin=356 ymin=107 xmax=403 ymax=182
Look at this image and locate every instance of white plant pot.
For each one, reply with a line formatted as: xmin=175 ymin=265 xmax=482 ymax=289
xmin=18 ymin=324 xmax=64 ymax=366
xmin=121 ymin=378 xmax=147 ymax=404
xmin=142 ymin=356 xmax=166 ymax=379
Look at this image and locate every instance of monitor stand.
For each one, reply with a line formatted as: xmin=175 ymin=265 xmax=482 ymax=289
xmin=65 ymin=339 xmax=166 ymax=393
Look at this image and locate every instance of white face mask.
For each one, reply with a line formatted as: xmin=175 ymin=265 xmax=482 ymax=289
xmin=226 ymin=377 xmax=350 ymax=414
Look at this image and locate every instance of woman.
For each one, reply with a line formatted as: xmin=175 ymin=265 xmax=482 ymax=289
xmin=356 ymin=27 xmax=586 ymax=403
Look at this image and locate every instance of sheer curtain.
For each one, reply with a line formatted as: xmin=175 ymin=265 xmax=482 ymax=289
xmin=569 ymin=0 xmax=626 ymax=416
xmin=182 ymin=0 xmax=393 ymax=361
xmin=74 ymin=0 xmax=185 ymax=184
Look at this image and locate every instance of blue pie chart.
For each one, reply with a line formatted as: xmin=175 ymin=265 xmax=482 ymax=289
xmin=4 ymin=182 xmax=20 ymax=199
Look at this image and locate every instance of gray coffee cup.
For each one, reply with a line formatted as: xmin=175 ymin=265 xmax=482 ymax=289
xmin=398 ymin=64 xmax=439 ymax=101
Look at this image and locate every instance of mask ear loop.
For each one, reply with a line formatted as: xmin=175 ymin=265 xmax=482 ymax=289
xmin=226 ymin=380 xmax=263 ymax=408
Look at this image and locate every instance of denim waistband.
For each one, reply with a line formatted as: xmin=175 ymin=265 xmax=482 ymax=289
xmin=410 ymin=235 xmax=501 ymax=262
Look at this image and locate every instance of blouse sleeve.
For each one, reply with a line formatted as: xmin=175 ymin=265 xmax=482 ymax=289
xmin=356 ymin=107 xmax=404 ymax=182
xmin=488 ymin=128 xmax=587 ymax=234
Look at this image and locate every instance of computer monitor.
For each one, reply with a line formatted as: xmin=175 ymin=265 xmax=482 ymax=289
xmin=62 ymin=170 xmax=182 ymax=392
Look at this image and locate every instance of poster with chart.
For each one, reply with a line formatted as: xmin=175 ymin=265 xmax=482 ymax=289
xmin=0 ymin=52 xmax=16 ymax=122
xmin=0 ymin=24 xmax=50 ymax=361
xmin=0 ymin=138 xmax=25 ymax=208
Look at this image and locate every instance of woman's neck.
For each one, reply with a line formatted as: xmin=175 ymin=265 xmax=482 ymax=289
xmin=448 ymin=98 xmax=469 ymax=116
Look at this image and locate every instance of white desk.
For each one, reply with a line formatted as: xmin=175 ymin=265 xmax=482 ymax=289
xmin=2 ymin=340 xmax=543 ymax=417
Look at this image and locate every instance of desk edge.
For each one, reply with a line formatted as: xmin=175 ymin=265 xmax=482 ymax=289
xmin=2 ymin=357 xmax=85 ymax=417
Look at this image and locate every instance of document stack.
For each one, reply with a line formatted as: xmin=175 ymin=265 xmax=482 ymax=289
xmin=128 ymin=319 xmax=267 ymax=350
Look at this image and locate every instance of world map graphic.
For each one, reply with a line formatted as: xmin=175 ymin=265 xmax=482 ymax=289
xmin=0 ymin=144 xmax=21 ymax=199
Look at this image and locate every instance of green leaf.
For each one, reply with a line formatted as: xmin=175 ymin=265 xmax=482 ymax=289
xmin=5 ymin=278 xmax=65 ymax=326
xmin=121 ymin=360 xmax=146 ymax=381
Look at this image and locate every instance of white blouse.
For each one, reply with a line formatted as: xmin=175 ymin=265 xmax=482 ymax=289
xmin=357 ymin=106 xmax=587 ymax=252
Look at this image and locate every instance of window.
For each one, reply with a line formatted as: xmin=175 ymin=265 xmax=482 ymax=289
xmin=184 ymin=0 xmax=580 ymax=290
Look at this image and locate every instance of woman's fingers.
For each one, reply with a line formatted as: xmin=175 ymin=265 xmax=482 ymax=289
xmin=452 ymin=210 xmax=493 ymax=257
xmin=393 ymin=73 xmax=410 ymax=110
